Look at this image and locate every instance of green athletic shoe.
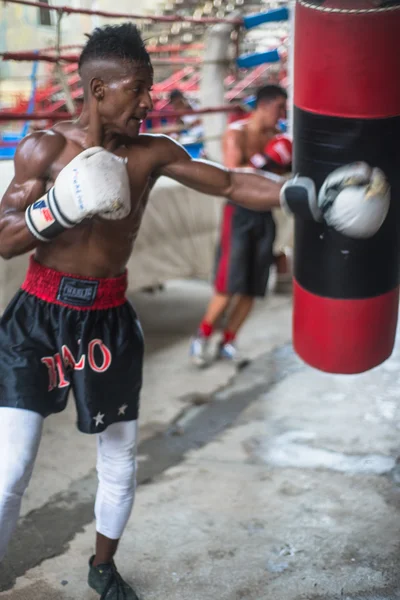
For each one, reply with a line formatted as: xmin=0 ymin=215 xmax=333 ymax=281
xmin=88 ymin=555 xmax=139 ymax=599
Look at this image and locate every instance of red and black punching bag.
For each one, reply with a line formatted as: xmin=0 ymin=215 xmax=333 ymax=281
xmin=292 ymin=0 xmax=400 ymax=374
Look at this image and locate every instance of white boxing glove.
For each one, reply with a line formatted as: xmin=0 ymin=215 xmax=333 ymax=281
xmin=25 ymin=147 xmax=131 ymax=242
xmin=318 ymin=162 xmax=390 ymax=239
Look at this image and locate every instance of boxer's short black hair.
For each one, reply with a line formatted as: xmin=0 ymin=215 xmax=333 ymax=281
xmin=169 ymin=89 xmax=184 ymax=102
xmin=79 ymin=23 xmax=152 ymax=73
xmin=255 ymin=85 xmax=287 ymax=107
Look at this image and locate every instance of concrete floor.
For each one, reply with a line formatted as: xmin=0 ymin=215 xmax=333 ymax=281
xmin=1 ymin=280 xmax=400 ymax=600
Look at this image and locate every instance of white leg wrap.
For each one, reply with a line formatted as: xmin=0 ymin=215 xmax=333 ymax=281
xmin=0 ymin=408 xmax=43 ymax=561
xmin=95 ymin=420 xmax=138 ymax=540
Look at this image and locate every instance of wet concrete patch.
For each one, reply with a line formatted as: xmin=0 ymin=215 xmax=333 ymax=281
xmin=0 ymin=580 xmax=74 ymax=600
xmin=248 ymin=430 xmax=396 ymax=475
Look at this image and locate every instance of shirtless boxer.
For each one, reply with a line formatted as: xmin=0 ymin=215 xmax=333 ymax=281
xmin=0 ymin=24 xmax=286 ymax=600
xmin=190 ymin=85 xmax=287 ymax=366
xmin=0 ymin=23 xmax=383 ymax=599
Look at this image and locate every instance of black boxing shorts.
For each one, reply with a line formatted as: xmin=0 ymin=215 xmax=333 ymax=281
xmin=0 ymin=257 xmax=144 ymax=434
xmin=214 ymin=202 xmax=276 ymax=298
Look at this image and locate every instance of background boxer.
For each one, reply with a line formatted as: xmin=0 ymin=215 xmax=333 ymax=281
xmin=0 ymin=23 xmax=287 ymax=600
xmin=168 ymin=88 xmax=204 ymax=140
xmin=190 ymin=85 xmax=287 ymax=367
xmin=263 ymin=135 xmax=294 ymax=294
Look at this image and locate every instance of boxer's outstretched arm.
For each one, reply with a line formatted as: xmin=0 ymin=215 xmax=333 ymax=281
xmin=0 ymin=132 xmax=65 ymax=259
xmin=154 ymin=136 xmax=282 ymax=210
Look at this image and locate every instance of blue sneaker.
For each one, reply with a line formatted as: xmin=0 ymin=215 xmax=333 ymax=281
xmin=189 ymin=334 xmax=210 ymax=367
xmin=217 ymin=342 xmax=250 ymax=369
xmin=217 ymin=341 xmax=238 ymax=361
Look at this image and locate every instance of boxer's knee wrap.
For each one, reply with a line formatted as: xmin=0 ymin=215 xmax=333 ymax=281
xmin=95 ymin=421 xmax=138 ymax=540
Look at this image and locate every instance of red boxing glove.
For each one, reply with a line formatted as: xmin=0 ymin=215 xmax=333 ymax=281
xmin=249 ymin=134 xmax=293 ymax=170
xmin=265 ymin=135 xmax=293 ymax=167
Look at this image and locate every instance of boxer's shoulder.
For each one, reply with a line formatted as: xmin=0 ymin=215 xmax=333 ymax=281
xmin=124 ymin=133 xmax=186 ymax=166
xmin=135 ymin=132 xmax=174 ymax=147
xmin=14 ymin=129 xmax=67 ymax=179
xmin=227 ymin=119 xmax=248 ymax=133
xmin=223 ymin=124 xmax=246 ymax=151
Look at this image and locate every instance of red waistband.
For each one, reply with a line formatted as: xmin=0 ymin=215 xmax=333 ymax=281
xmin=22 ymin=257 xmax=128 ymax=310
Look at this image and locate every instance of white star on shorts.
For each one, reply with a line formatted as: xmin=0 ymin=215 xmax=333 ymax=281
xmin=118 ymin=404 xmax=128 ymax=416
xmin=93 ymin=412 xmax=105 ymax=427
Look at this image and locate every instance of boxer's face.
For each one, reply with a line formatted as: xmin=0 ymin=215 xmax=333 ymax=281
xmin=259 ymin=96 xmax=287 ymax=129
xmin=94 ymin=62 xmax=154 ymax=139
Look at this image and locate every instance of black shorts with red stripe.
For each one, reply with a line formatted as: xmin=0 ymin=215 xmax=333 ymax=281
xmin=0 ymin=257 xmax=144 ymax=434
xmin=214 ymin=202 xmax=276 ymax=298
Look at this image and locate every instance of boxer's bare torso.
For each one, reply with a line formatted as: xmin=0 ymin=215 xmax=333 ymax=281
xmin=8 ymin=123 xmax=173 ymax=278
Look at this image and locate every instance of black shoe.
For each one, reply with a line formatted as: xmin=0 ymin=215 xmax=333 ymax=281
xmin=88 ymin=555 xmax=140 ymax=599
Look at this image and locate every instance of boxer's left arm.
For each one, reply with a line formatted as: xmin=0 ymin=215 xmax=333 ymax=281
xmin=152 ymin=135 xmax=283 ymax=211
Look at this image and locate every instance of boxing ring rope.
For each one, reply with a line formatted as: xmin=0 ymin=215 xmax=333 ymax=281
xmin=36 ymin=43 xmax=205 ymax=55
xmin=0 ymin=53 xmax=210 ymax=66
xmin=0 ymin=105 xmax=244 ymax=122
xmin=1 ymin=52 xmax=79 ymax=64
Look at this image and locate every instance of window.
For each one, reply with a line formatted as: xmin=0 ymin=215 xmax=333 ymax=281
xmin=39 ymin=0 xmax=52 ymax=26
